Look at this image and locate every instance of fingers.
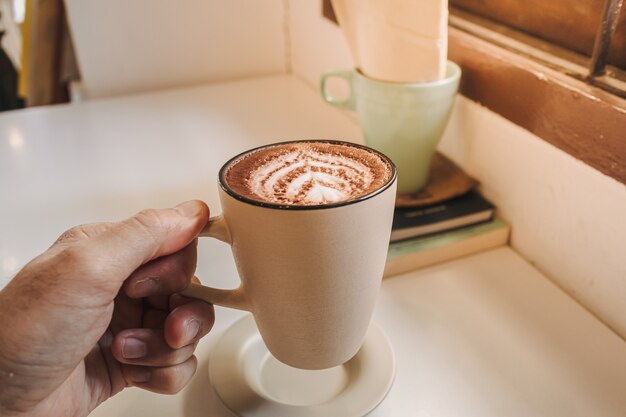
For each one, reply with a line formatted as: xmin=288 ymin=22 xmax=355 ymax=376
xmin=164 ymin=299 xmax=215 ymax=349
xmin=109 ymin=291 xmax=143 ymax=335
xmin=142 ymin=308 xmax=168 ymax=329
xmin=115 ymin=325 xmax=200 ymax=394
xmin=123 ymin=356 xmax=198 ymax=394
xmin=112 ymin=328 xmax=196 ymax=367
xmin=123 ymin=239 xmax=198 ymax=299
xmin=91 ymin=200 xmax=210 ymax=286
xmin=111 ymin=294 xmax=215 ymax=365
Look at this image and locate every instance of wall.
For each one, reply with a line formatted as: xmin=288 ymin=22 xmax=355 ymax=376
xmin=64 ymin=0 xmax=287 ymax=98
xmin=289 ymin=1 xmax=626 ymax=339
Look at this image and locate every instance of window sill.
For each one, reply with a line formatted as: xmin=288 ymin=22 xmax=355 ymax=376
xmin=448 ymin=26 xmax=626 ymax=185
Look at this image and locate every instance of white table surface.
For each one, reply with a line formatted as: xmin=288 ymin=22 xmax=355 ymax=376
xmin=1 ymin=75 xmax=625 ymax=417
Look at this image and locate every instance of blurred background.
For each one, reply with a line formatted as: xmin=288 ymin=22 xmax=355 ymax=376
xmin=1 ymin=0 xmax=625 ymax=112
xmin=0 ymin=0 xmax=289 ymax=110
xmin=1 ymin=0 xmax=78 ymax=110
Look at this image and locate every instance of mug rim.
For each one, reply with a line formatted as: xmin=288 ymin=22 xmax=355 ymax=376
xmin=354 ymin=60 xmax=461 ymax=89
xmin=218 ymin=139 xmax=397 ymax=211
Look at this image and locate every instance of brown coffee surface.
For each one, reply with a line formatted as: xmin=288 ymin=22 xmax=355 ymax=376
xmin=224 ymin=142 xmax=393 ymax=206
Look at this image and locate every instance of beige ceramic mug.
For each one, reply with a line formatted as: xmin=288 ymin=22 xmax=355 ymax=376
xmin=182 ymin=140 xmax=397 ymax=370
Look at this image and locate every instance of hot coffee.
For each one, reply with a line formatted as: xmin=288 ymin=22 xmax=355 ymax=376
xmin=183 ymin=139 xmax=397 ymax=370
xmin=223 ymin=141 xmax=393 ymax=206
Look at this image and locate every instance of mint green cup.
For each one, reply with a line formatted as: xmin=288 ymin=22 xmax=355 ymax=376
xmin=320 ymin=62 xmax=461 ymax=195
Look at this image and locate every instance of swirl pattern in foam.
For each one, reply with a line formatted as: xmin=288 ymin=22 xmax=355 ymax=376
xmin=224 ymin=142 xmax=392 ymax=206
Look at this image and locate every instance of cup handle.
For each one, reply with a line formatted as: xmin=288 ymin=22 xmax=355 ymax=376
xmin=179 ymin=215 xmax=250 ymax=311
xmin=320 ymin=70 xmax=355 ymax=110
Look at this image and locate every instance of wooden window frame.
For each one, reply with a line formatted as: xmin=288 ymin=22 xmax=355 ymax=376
xmin=450 ymin=0 xmax=626 ymax=72
xmin=322 ymin=1 xmax=626 ymax=185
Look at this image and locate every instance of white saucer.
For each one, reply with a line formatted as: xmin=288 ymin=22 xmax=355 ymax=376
xmin=209 ymin=314 xmax=395 ymax=417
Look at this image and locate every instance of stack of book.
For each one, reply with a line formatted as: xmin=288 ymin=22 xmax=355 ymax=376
xmin=384 ymin=190 xmax=510 ymax=277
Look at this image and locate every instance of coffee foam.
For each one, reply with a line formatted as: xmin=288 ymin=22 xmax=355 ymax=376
xmin=224 ymin=142 xmax=392 ymax=206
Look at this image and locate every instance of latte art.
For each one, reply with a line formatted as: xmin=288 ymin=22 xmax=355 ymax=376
xmin=248 ymin=149 xmax=374 ymax=205
xmin=224 ymin=142 xmax=393 ymax=206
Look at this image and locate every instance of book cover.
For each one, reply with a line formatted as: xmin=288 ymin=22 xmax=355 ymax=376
xmin=391 ymin=189 xmax=495 ymax=242
xmin=384 ymin=217 xmax=510 ymax=278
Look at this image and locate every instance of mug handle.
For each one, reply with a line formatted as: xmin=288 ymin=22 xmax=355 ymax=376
xmin=179 ymin=215 xmax=250 ymax=311
xmin=320 ymin=70 xmax=355 ymax=110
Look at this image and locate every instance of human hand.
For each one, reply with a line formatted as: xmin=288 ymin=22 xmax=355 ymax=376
xmin=0 ymin=200 xmax=214 ymax=417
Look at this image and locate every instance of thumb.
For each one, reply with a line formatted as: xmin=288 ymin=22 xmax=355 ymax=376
xmin=86 ymin=200 xmax=209 ymax=288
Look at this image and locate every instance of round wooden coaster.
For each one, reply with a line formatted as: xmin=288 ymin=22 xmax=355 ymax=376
xmin=395 ymin=152 xmax=477 ymax=207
